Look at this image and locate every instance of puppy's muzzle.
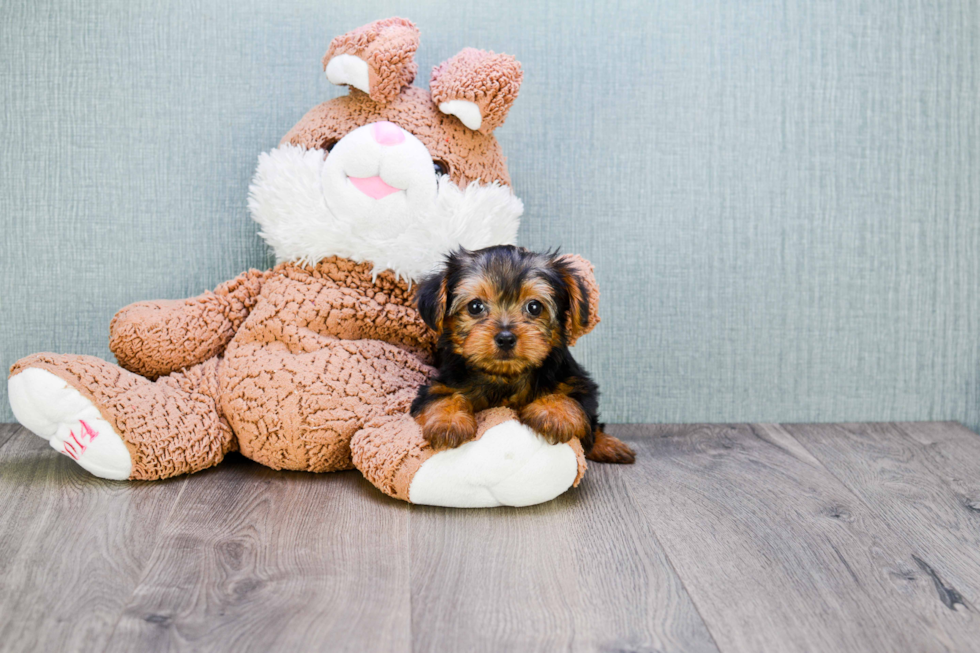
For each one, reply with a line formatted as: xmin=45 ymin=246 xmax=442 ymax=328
xmin=494 ymin=330 xmax=517 ymax=351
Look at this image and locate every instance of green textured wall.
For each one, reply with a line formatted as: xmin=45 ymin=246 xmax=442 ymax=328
xmin=2 ymin=0 xmax=979 ymax=429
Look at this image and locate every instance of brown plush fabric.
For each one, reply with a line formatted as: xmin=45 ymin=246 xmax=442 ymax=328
xmin=323 ymin=17 xmax=420 ymax=105
xmin=10 ymin=258 xmax=437 ymax=479
xmin=9 ymin=354 xmax=235 ymax=480
xmin=219 ymin=257 xmax=434 ymax=473
xmin=430 ymin=48 xmax=523 ymax=134
xmin=571 ymin=439 xmax=587 ymax=486
xmin=283 ymin=87 xmax=511 ymax=189
xmin=110 ymin=269 xmax=268 ymax=379
xmin=352 ymin=406 xmax=587 ymax=501
xmin=350 ymin=409 xmax=431 ymax=502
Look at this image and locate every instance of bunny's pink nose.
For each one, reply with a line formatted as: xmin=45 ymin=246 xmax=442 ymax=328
xmin=372 ymin=121 xmax=405 ymax=146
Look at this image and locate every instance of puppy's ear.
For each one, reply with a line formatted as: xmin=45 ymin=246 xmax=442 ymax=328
xmin=555 ymin=254 xmax=601 ymax=345
xmin=416 ymin=270 xmax=449 ymax=332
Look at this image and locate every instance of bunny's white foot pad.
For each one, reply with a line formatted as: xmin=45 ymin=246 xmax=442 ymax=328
xmin=8 ymin=368 xmax=132 ymax=480
xmin=408 ymin=419 xmax=580 ymax=508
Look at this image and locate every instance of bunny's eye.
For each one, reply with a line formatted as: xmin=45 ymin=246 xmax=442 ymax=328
xmin=433 ymin=160 xmax=449 ymax=176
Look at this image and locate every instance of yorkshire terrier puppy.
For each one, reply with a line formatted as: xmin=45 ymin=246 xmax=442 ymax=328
xmin=410 ymin=245 xmax=635 ymax=464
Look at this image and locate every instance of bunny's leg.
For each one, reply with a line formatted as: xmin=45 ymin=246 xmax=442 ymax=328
xmin=8 ymin=354 xmax=234 ymax=480
xmin=352 ymin=406 xmax=586 ymax=508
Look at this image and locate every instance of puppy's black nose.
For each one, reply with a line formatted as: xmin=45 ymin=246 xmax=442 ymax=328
xmin=494 ymin=331 xmax=517 ymax=350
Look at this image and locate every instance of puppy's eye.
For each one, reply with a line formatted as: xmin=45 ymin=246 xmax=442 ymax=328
xmin=322 ymin=139 xmax=337 ymax=154
xmin=466 ymin=299 xmax=485 ymax=316
xmin=433 ymin=160 xmax=449 ymax=177
xmin=526 ymin=300 xmax=543 ymax=317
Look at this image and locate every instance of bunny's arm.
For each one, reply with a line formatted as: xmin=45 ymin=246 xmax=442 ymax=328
xmin=109 ymin=269 xmax=269 ymax=379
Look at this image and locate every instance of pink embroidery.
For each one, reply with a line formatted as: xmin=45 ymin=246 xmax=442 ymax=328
xmin=61 ymin=420 xmax=99 ymax=459
xmin=79 ymin=420 xmax=99 ymax=442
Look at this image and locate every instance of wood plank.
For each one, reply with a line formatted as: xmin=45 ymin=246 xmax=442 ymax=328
xmin=616 ymin=423 xmax=980 ymax=653
xmin=409 ymin=457 xmax=719 ymax=653
xmin=893 ymin=422 xmax=980 ymax=518
xmin=4 ymin=420 xmax=979 ymax=651
xmin=783 ymin=421 xmax=980 ymax=608
xmin=0 ymin=423 xmax=22 ymax=451
xmin=104 ymin=454 xmax=411 ymax=653
xmin=0 ymin=426 xmax=185 ymax=653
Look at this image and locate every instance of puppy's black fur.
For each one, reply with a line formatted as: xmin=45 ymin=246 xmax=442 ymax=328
xmin=411 ymin=245 xmax=634 ymax=463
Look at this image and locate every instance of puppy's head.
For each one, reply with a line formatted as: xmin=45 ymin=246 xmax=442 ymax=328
xmin=416 ymin=245 xmax=590 ymax=375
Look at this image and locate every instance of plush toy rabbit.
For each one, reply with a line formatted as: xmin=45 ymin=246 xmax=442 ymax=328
xmin=8 ymin=18 xmax=601 ymax=507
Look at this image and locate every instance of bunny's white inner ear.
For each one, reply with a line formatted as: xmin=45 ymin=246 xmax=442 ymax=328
xmin=438 ymin=100 xmax=482 ymax=131
xmin=325 ymin=54 xmax=370 ymax=94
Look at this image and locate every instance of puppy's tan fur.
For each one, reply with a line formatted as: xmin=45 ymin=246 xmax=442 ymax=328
xmin=412 ymin=246 xmax=635 ymax=464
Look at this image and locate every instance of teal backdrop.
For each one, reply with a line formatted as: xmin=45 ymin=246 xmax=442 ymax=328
xmin=2 ymin=0 xmax=979 ymax=430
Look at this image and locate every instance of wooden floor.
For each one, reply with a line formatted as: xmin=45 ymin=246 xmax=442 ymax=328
xmin=1 ymin=422 xmax=980 ymax=652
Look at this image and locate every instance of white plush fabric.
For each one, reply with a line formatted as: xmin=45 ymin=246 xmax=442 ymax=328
xmin=8 ymin=368 xmax=132 ymax=480
xmin=248 ymin=123 xmax=523 ymax=282
xmin=408 ymin=420 xmax=580 ymax=508
xmin=438 ymin=100 xmax=483 ymax=131
xmin=324 ymin=54 xmax=370 ymax=94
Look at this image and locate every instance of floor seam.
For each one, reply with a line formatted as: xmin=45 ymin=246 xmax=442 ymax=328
xmin=775 ymin=422 xmax=925 ymax=531
xmin=406 ymin=502 xmax=416 ymax=653
xmin=99 ymin=475 xmax=191 ymax=653
xmin=773 ymin=422 xmax=974 ymax=599
xmin=616 ymin=435 xmax=728 ymax=653
xmin=0 ymin=424 xmax=25 ymax=454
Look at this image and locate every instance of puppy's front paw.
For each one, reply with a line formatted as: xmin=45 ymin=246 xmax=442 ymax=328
xmin=417 ymin=395 xmax=478 ymax=450
xmin=422 ymin=418 xmax=478 ymax=450
xmin=519 ymin=394 xmax=589 ymax=445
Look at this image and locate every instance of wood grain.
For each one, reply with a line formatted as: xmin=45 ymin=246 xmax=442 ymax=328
xmin=0 ymin=426 xmax=185 ymax=653
xmin=0 ymin=423 xmax=21 ymax=451
xmin=783 ymin=421 xmax=980 ymax=609
xmin=615 ymin=423 xmax=980 ymax=653
xmin=409 ymin=460 xmax=719 ymax=653
xmin=103 ymin=454 xmax=411 ymax=653
xmin=894 ymin=422 xmax=980 ymax=521
xmin=3 ymin=422 xmax=980 ymax=652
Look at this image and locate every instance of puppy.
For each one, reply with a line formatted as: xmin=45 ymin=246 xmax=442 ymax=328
xmin=410 ymin=245 xmax=635 ymax=464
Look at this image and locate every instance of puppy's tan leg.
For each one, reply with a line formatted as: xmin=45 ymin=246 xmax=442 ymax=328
xmin=416 ymin=394 xmax=478 ymax=450
xmin=586 ymin=429 xmax=636 ymax=464
xmin=518 ymin=393 xmax=590 ymax=445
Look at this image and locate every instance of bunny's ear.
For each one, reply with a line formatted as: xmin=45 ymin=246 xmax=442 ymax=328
xmin=322 ymin=17 xmax=419 ymax=104
xmin=430 ymin=48 xmax=523 ymax=134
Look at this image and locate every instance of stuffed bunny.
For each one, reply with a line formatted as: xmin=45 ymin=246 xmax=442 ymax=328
xmin=8 ymin=17 xmax=601 ymax=507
